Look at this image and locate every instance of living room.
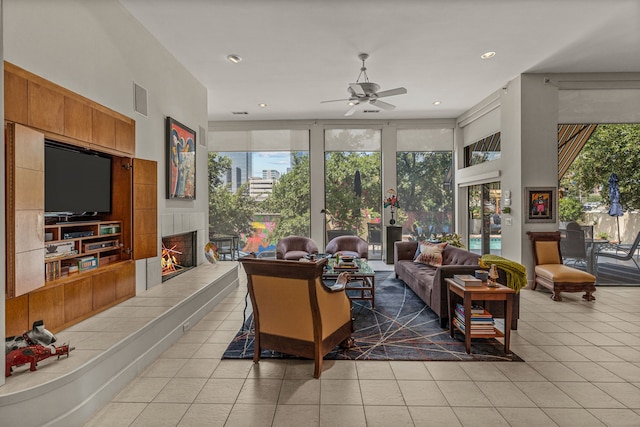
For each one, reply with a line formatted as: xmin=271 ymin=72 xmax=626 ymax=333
xmin=2 ymin=1 xmax=640 ymax=426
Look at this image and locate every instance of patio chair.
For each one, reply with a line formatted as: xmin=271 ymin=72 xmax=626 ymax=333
xmin=560 ymin=228 xmax=592 ymax=273
xmin=527 ymin=231 xmax=596 ymax=302
xmin=595 ymin=231 xmax=640 ymax=273
xmin=238 ymin=255 xmax=353 ymax=378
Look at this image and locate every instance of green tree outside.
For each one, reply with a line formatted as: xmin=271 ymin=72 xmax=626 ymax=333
xmin=565 ymin=124 xmax=640 ymax=210
xmin=207 ymin=152 xmax=256 ymax=237
xmin=260 ymin=153 xmax=311 ymax=241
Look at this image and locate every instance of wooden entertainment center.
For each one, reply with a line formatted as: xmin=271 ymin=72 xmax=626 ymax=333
xmin=4 ymin=62 xmax=158 ymax=336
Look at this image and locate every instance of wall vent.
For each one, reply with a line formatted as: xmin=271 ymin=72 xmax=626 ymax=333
xmin=199 ymin=126 xmax=207 ymax=146
xmin=232 ymin=111 xmax=248 ymax=115
xmin=133 ymin=82 xmax=148 ymax=117
xmin=363 ymin=110 xmax=380 ymax=113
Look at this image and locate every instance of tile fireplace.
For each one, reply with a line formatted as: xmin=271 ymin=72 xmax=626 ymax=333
xmin=161 ymin=231 xmax=197 ymax=281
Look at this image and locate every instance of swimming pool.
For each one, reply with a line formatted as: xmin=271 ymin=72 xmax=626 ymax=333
xmin=468 ymin=237 xmax=502 ymax=251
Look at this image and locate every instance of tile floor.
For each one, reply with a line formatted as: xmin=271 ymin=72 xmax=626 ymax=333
xmin=84 ymin=262 xmax=640 ymax=427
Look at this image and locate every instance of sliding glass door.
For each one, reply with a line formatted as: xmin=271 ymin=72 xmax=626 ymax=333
xmin=324 ymin=129 xmax=382 ymax=259
xmin=468 ymin=182 xmax=501 ymax=255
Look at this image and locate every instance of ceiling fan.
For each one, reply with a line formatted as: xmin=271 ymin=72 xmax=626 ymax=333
xmin=321 ymin=53 xmax=407 ymax=116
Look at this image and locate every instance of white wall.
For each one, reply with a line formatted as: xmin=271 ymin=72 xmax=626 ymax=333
xmin=3 ymin=0 xmax=209 ymax=290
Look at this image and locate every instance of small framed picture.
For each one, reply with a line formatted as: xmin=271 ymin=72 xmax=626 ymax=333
xmin=166 ymin=117 xmax=196 ymax=200
xmin=525 ymin=187 xmax=556 ymax=223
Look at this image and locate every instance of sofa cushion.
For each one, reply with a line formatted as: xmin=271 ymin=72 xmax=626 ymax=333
xmin=415 ymin=241 xmax=448 ymax=267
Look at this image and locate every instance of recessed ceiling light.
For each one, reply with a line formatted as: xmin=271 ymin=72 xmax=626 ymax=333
xmin=226 ymin=54 xmax=242 ymax=64
xmin=481 ymin=51 xmax=496 ymax=60
xmin=433 ymin=101 xmax=441 ymax=106
xmin=348 ymin=101 xmax=356 ymax=106
xmin=258 ymin=103 xmax=267 ymax=108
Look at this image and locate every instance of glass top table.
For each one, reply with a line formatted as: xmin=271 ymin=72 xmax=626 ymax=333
xmin=322 ymin=258 xmax=376 ymax=308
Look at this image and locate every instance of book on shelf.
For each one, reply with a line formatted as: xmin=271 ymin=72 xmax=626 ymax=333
xmin=452 ymin=318 xmax=496 ymax=337
xmin=471 ymin=304 xmax=485 ymax=314
xmin=453 ymin=274 xmax=482 ymax=287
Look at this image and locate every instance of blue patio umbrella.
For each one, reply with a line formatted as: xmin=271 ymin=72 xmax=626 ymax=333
xmin=608 ymin=173 xmax=624 ymax=243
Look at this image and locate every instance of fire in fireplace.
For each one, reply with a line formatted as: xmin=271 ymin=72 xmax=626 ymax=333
xmin=161 ymin=231 xmax=197 ymax=281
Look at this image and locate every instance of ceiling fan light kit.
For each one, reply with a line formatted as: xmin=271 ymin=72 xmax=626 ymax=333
xmin=321 ymin=53 xmax=407 ymax=116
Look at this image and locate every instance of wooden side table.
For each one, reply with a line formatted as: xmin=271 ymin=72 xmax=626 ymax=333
xmin=445 ymin=278 xmax=515 ymax=354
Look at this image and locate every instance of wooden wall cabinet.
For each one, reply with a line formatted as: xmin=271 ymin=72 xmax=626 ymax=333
xmin=6 ymin=123 xmax=45 ymax=298
xmin=28 ymin=81 xmax=65 ymax=135
xmin=64 ymin=96 xmax=92 ymax=142
xmin=4 ymin=68 xmax=28 ymax=123
xmin=92 ymin=108 xmax=116 ymax=150
xmin=4 ymin=62 xmax=136 ymax=156
xmin=4 ymin=61 xmax=158 ymax=336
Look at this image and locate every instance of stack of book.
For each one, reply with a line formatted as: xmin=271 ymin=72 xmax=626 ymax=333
xmin=453 ymin=274 xmax=482 ymax=287
xmin=453 ymin=303 xmax=496 ymax=337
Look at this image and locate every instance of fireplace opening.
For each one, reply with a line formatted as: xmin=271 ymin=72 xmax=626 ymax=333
xmin=162 ymin=231 xmax=197 ymax=282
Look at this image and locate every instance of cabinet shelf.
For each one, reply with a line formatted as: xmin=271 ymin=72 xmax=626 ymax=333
xmin=44 ymin=220 xmax=123 ymax=282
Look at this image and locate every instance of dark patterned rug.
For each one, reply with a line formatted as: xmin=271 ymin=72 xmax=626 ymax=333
xmin=222 ymin=272 xmax=523 ymax=362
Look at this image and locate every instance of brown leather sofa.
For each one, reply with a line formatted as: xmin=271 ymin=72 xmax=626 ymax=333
xmin=276 ymin=236 xmax=319 ymax=260
xmin=394 ymin=241 xmax=520 ymax=330
xmin=325 ymin=235 xmax=369 ymax=259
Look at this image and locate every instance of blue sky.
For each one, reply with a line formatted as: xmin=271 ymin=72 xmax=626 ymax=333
xmin=252 ymin=152 xmax=291 ymax=175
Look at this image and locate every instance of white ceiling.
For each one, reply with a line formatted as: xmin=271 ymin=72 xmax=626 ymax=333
xmin=119 ymin=0 xmax=640 ymax=122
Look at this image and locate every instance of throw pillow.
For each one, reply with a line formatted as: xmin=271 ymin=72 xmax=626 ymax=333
xmin=415 ymin=241 xmax=448 ymax=267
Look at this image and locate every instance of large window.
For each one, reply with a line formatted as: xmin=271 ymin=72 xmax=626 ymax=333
xmin=209 ymin=130 xmax=310 ymax=256
xmin=396 ymin=129 xmax=454 ymax=242
xmin=464 ymin=132 xmax=501 ymax=167
xmin=324 ymin=129 xmax=382 ymax=259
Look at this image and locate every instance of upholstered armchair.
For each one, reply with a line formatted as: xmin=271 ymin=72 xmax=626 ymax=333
xmin=276 ymin=236 xmax=319 ymax=260
xmin=325 ymin=235 xmax=369 ymax=259
xmin=527 ymin=231 xmax=596 ymax=301
xmin=238 ymin=255 xmax=353 ymax=378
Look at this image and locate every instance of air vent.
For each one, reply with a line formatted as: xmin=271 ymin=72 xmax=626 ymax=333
xmin=133 ymin=82 xmax=148 ymax=117
xmin=363 ymin=110 xmax=380 ymax=113
xmin=232 ymin=111 xmax=248 ymax=115
xmin=199 ymin=126 xmax=207 ymax=146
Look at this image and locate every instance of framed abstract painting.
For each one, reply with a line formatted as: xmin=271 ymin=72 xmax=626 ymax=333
xmin=166 ymin=117 xmax=196 ymax=200
xmin=525 ymin=187 xmax=556 ymax=223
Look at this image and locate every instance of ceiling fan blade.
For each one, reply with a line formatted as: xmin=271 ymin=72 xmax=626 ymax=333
xmin=370 ymin=99 xmax=396 ymax=111
xmin=344 ymin=103 xmax=360 ymax=116
xmin=349 ymin=83 xmax=366 ymax=96
xmin=375 ymin=87 xmax=407 ymax=98
xmin=320 ymin=98 xmax=351 ymax=103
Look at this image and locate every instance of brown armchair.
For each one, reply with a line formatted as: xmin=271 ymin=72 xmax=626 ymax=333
xmin=527 ymin=231 xmax=596 ymax=301
xmin=238 ymin=255 xmax=353 ymax=378
xmin=276 ymin=236 xmax=319 ymax=260
xmin=325 ymin=235 xmax=369 ymax=259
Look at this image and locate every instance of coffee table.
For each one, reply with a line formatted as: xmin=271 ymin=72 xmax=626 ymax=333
xmin=323 ymin=258 xmax=376 ymax=308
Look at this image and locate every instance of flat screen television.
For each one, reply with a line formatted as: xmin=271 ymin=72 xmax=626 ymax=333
xmin=45 ymin=142 xmax=112 ymax=218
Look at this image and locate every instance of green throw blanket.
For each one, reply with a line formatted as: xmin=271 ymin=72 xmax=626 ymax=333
xmin=479 ymin=254 xmax=527 ymax=293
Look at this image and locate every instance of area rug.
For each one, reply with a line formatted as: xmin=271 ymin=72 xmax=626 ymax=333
xmin=222 ymin=272 xmax=523 ymax=362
